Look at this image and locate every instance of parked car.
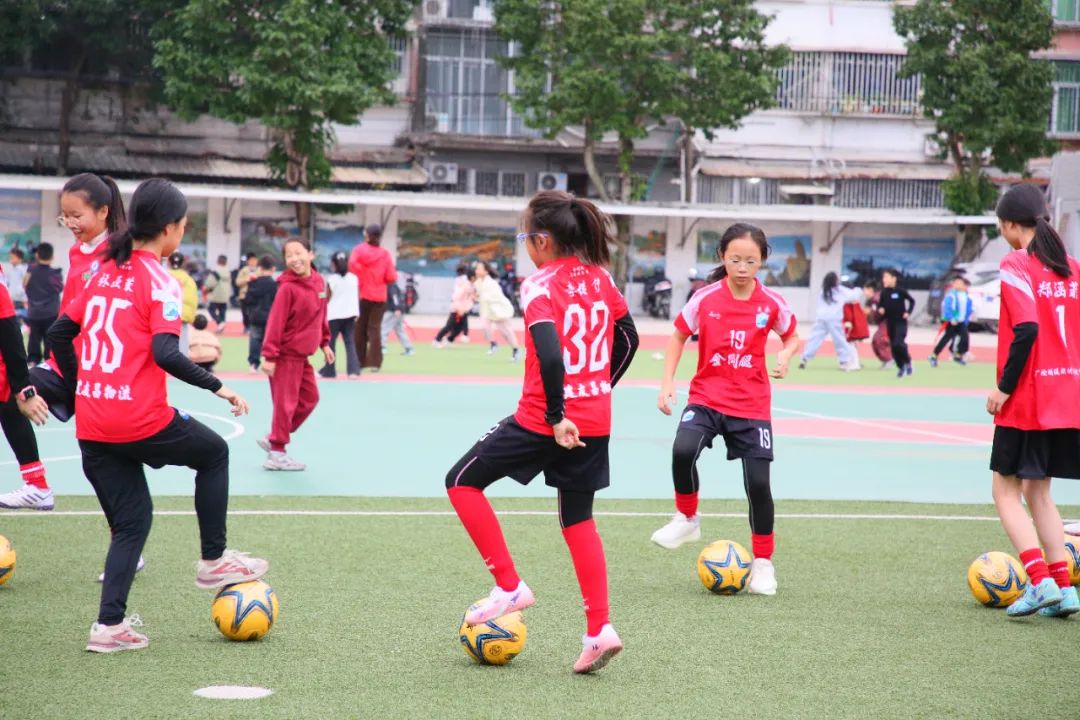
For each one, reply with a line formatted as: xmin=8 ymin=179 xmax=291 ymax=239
xmin=927 ymin=262 xmax=999 ymax=322
xmin=967 ymin=276 xmax=1000 ymax=333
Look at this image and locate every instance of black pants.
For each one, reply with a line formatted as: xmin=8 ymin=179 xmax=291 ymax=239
xmin=81 ymin=411 xmax=230 ymax=625
xmin=0 ymin=395 xmax=40 ymax=466
xmin=436 ymin=312 xmax=469 ymax=343
xmin=885 ymin=318 xmax=911 ymax=368
xmin=322 ymin=317 xmax=360 ymax=377
xmin=355 ymin=300 xmax=385 ymax=370
xmin=208 ymin=302 xmax=227 ymax=327
xmin=933 ymin=322 xmax=969 ymax=357
xmin=25 ymin=316 xmax=54 ymax=365
xmin=248 ymin=324 xmax=265 ymax=368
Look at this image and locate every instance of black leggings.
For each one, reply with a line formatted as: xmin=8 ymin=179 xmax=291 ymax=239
xmin=672 ymin=428 xmax=773 ymax=535
xmin=81 ymin=411 xmax=230 ymax=625
xmin=0 ymin=396 xmax=40 ymax=467
xmin=436 ymin=312 xmax=469 ymax=343
xmin=445 ymin=454 xmax=594 ymax=528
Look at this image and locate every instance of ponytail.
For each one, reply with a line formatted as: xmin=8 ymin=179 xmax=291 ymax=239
xmin=706 ymin=222 xmax=770 ymax=284
xmin=525 ymin=191 xmax=612 ymax=266
xmin=1032 ymin=217 xmax=1071 ymax=278
xmin=997 ymin=183 xmax=1071 ymax=278
xmin=104 ymin=178 xmax=187 ymax=265
xmin=822 ymin=271 xmax=839 ymax=304
xmin=98 ymin=175 xmax=126 ymax=234
xmin=61 ymin=173 xmax=127 ymax=235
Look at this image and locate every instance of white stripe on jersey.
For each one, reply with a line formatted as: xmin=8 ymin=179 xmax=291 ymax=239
xmin=678 ymin=281 xmax=727 ymax=334
xmin=759 ymin=284 xmax=796 ymax=335
xmin=999 ymin=268 xmax=1035 ymax=302
xmin=139 ymin=257 xmax=182 ymax=305
xmin=520 ymin=265 xmax=559 ymax=315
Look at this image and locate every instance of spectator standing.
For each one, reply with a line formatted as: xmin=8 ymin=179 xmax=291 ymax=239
xmin=204 ymin=254 xmax=231 ymax=333
xmin=168 ymin=252 xmax=198 ymax=355
xmin=4 ymin=248 xmax=28 ymax=321
xmin=320 ymin=252 xmax=361 ymax=378
xmin=23 ymin=243 xmax=63 ymax=365
xmin=235 ymin=253 xmax=259 ymax=333
xmin=243 ymin=255 xmax=278 ymax=372
xmin=188 ymin=314 xmax=222 ymax=372
xmin=348 ymin=223 xmax=397 ymax=372
xmin=930 ymin=276 xmax=974 ymax=367
xmin=381 ymin=278 xmax=415 ymax=357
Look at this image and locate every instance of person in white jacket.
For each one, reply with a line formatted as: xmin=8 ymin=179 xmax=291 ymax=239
xmin=473 ymin=260 xmax=521 ymax=361
xmin=799 ymin=271 xmax=863 ymax=371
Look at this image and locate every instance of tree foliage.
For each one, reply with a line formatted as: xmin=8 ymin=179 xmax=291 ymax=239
xmin=154 ymin=0 xmax=414 ymax=234
xmin=494 ymin=0 xmax=785 ymax=282
xmin=894 ymin=0 xmax=1056 ymax=259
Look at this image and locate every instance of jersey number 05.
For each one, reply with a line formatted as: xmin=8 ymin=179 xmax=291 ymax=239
xmin=80 ymin=296 xmax=131 ymax=374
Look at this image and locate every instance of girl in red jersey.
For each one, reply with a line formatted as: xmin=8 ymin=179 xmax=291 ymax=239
xmin=257 ymin=237 xmax=333 ymax=472
xmin=986 ymin=183 xmax=1080 ymax=618
xmin=446 ymin=191 xmax=638 ymax=674
xmin=652 ymin=223 xmax=801 ymax=597
xmin=0 ymin=175 xmax=127 ymax=511
xmin=47 ymin=178 xmax=269 ymax=653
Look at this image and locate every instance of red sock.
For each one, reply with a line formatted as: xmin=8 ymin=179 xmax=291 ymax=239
xmin=447 ymin=486 xmax=519 ymax=591
xmin=1048 ymin=561 xmax=1070 ymax=589
xmin=752 ymin=533 xmax=774 ymax=560
xmin=20 ymin=462 xmax=47 ymax=490
xmin=675 ymin=492 xmax=698 ymax=518
xmin=562 ymin=519 xmax=609 ymax=636
xmin=1020 ymin=548 xmax=1050 ymax=586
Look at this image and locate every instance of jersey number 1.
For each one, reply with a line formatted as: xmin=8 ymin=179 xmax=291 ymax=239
xmin=81 ymin=296 xmax=131 ymax=374
xmin=563 ymin=301 xmax=610 ymax=375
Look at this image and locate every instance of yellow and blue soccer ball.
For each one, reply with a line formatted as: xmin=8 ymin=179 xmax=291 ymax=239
xmin=1065 ymin=535 xmax=1080 ymax=585
xmin=458 ymin=610 xmax=527 ymax=665
xmin=211 ymin=580 xmax=279 ymax=641
xmin=967 ymin=552 xmax=1027 ymax=607
xmin=697 ymin=540 xmax=752 ymax=595
xmin=0 ymin=535 xmax=14 ymax=587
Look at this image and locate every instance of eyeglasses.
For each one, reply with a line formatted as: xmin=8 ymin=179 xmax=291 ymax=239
xmin=516 ymin=232 xmax=549 ymax=244
xmin=723 ymin=258 xmax=760 ymax=268
xmin=56 ymin=215 xmax=77 ymax=229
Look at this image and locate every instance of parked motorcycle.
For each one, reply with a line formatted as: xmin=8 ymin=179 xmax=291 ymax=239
xmin=499 ymin=263 xmax=523 ymax=317
xmin=642 ymin=271 xmax=673 ymax=319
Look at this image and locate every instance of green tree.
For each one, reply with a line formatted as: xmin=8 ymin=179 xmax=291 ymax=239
xmin=153 ymin=0 xmax=414 ymax=237
xmin=0 ymin=1 xmax=172 ymax=175
xmin=895 ymin=0 xmax=1057 ymax=261
xmin=495 ymin=0 xmax=785 ymax=285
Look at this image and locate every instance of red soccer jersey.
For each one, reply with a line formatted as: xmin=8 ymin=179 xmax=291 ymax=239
xmin=0 ymin=279 xmax=16 ymax=403
xmin=63 ymin=249 xmax=183 ymax=443
xmin=995 ymin=250 xmax=1080 ymax=430
xmin=514 ymin=257 xmax=629 ymax=437
xmin=675 ymin=279 xmax=797 ymax=421
xmin=46 ymin=235 xmax=109 ymax=375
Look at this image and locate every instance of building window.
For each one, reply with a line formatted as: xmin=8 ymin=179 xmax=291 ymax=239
xmin=696 ymin=177 xmax=781 ymax=205
xmin=424 ymin=28 xmax=539 ymax=136
xmin=696 ymin=176 xmax=943 ymax=208
xmin=500 ymin=172 xmax=526 ymax=196
xmin=475 ymin=170 xmax=500 ymax=195
xmin=774 ymin=52 xmax=921 ymax=116
xmin=1052 ymin=61 xmax=1080 ymax=136
xmin=1051 ymin=0 xmax=1080 ymax=23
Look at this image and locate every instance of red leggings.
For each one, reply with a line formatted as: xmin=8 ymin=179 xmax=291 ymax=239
xmin=268 ymin=357 xmax=319 ymax=451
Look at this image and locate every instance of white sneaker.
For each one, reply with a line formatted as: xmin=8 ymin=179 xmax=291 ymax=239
xmin=432 ymin=340 xmax=446 ymax=349
xmin=748 ymin=558 xmax=777 ymax=595
xmin=86 ymin=614 xmax=148 ymax=653
xmin=650 ymin=513 xmax=701 ymax=549
xmin=0 ymin=484 xmax=54 ymax=510
xmin=195 ymin=549 xmax=269 ymax=589
xmin=464 ymin=581 xmax=536 ymax=626
xmin=487 ymin=344 xmax=498 ymax=355
xmin=98 ymin=555 xmax=146 ymax=583
xmin=263 ymin=452 xmax=305 ymax=471
xmin=256 ymin=436 xmax=271 ymax=453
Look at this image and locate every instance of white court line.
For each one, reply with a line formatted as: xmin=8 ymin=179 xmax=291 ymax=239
xmin=774 ymin=406 xmax=991 ymax=447
xmin=0 ymin=509 xmax=1001 ymax=521
xmin=0 ymin=410 xmax=245 ymax=467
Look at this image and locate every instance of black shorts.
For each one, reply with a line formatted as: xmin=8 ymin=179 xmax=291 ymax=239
xmin=678 ymin=404 xmax=774 ymax=461
xmin=28 ymin=364 xmax=73 ymax=422
xmin=990 ymin=426 xmax=1080 ymax=480
xmin=461 ymin=416 xmax=610 ymax=491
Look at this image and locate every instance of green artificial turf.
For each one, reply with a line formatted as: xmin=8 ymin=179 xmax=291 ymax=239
xmin=0 ymin=496 xmax=1075 ymax=720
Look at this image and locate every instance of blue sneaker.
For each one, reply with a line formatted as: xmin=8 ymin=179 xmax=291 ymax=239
xmin=1038 ymin=585 xmax=1079 ymax=618
xmin=1007 ymin=577 xmax=1063 ymax=617
xmin=928 ymin=355 xmax=938 ymax=368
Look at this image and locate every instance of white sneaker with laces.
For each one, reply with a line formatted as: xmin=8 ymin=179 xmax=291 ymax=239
xmin=98 ymin=554 xmax=146 ymax=583
xmin=263 ymin=452 xmax=305 ymax=471
xmin=86 ymin=614 xmax=148 ymax=653
xmin=256 ymin=436 xmax=271 ymax=453
xmin=650 ymin=513 xmax=700 ymax=549
xmin=748 ymin=557 xmax=777 ymax=595
xmin=0 ymin=484 xmax=54 ymax=510
xmin=195 ymin=549 xmax=269 ymax=589
xmin=464 ymin=581 xmax=535 ymax=626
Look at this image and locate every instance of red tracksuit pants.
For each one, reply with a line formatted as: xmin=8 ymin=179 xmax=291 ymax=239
xmin=268 ymin=356 xmax=319 ymax=450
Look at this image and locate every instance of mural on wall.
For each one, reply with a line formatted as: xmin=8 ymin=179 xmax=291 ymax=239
xmin=0 ymin=190 xmax=42 ymax=252
xmin=696 ymin=231 xmax=811 ymax=287
xmin=629 ymin=228 xmax=667 ymax=282
xmin=842 ymin=236 xmax=954 ymax=290
xmin=397 ymin=220 xmax=515 ymax=277
xmin=242 ymin=216 xmax=366 ymax=272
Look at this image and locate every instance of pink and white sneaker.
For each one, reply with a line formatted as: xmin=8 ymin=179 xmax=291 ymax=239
xmin=573 ymin=623 xmax=623 ymax=674
xmin=86 ymin=614 xmax=148 ymax=653
xmin=195 ymin=549 xmax=269 ymax=590
xmin=464 ymin=581 xmax=535 ymax=626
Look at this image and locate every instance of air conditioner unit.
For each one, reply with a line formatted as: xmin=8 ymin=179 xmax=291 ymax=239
xmin=537 ymin=172 xmax=568 ymax=192
xmin=428 ymin=162 xmax=459 ymax=185
xmin=422 ymin=0 xmax=447 ymax=20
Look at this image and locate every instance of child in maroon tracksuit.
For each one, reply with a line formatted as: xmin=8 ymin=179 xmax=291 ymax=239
xmin=258 ymin=238 xmax=333 ymax=471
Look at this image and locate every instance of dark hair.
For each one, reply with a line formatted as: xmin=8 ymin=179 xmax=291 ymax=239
xmin=455 ymin=261 xmax=469 ymax=276
xmin=282 ymin=236 xmax=311 ymax=256
xmin=168 ymin=251 xmax=185 ymax=269
xmin=193 ymin=313 xmax=208 ymax=331
xmin=706 ymin=223 xmax=770 ymax=283
xmin=9 ymin=248 xmax=24 ymax=261
xmin=822 ymin=271 xmax=839 ymax=304
xmin=35 ymin=242 xmax=54 ymax=261
xmin=882 ymin=268 xmax=898 ymax=279
xmin=62 ymin=173 xmax=127 ymax=235
xmin=996 ymin=183 xmax=1071 ymax=278
xmin=217 ymin=254 xmax=228 ymax=265
xmin=331 ymin=252 xmax=348 ymax=276
xmin=258 ymin=254 xmax=276 ymax=271
xmin=104 ymin=178 xmax=186 ymax=264
xmin=366 ymin=223 xmax=383 ymax=245
xmin=525 ymin=191 xmax=611 ymax=266
xmin=863 ymin=280 xmax=879 ymax=291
